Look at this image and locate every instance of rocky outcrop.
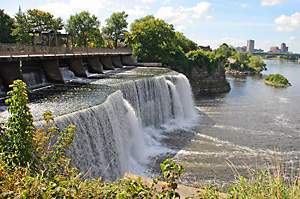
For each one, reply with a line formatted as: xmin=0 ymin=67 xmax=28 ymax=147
xmin=187 ymin=62 xmax=230 ymax=95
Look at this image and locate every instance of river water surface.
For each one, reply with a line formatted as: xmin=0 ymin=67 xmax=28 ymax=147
xmin=162 ymin=59 xmax=300 ymax=187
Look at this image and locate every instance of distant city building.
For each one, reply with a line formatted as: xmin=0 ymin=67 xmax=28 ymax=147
xmin=281 ymin=43 xmax=288 ymax=53
xmin=236 ymin=46 xmax=247 ymax=52
xmin=269 ymin=43 xmax=289 ymax=53
xmin=247 ymin=40 xmax=255 ymax=53
xmin=253 ymin=49 xmax=264 ymax=53
xmin=269 ymin=46 xmax=281 ymax=53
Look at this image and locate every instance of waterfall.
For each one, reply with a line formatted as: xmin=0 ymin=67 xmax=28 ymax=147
xmin=59 ymin=67 xmax=91 ymax=84
xmin=22 ymin=70 xmax=48 ymax=89
xmin=53 ymin=72 xmax=198 ymax=180
xmin=59 ymin=67 xmax=77 ymax=82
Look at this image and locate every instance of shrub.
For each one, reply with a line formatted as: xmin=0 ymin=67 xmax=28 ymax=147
xmin=187 ymin=50 xmax=220 ymax=74
xmin=0 ymin=80 xmax=34 ymax=169
xmin=265 ymin=74 xmax=291 ymax=87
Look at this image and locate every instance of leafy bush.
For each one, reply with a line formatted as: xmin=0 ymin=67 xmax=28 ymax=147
xmin=187 ymin=50 xmax=220 ymax=74
xmin=0 ymin=80 xmax=34 ymax=169
xmin=265 ymin=74 xmax=291 ymax=87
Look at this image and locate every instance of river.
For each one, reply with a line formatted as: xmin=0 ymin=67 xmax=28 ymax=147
xmin=161 ymin=59 xmax=300 ymax=187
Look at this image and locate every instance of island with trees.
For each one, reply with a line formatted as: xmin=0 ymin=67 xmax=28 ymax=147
xmin=213 ymin=44 xmax=267 ymax=76
xmin=264 ymin=74 xmax=291 ymax=88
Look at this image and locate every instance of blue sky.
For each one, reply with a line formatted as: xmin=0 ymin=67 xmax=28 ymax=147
xmin=1 ymin=0 xmax=300 ymax=52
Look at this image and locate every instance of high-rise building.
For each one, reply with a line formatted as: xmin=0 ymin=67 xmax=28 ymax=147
xmin=247 ymin=40 xmax=255 ymax=53
xmin=280 ymin=43 xmax=288 ymax=53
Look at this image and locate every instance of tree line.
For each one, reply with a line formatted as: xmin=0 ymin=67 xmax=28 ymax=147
xmin=0 ymin=9 xmax=128 ymax=48
xmin=0 ymin=8 xmax=265 ymax=76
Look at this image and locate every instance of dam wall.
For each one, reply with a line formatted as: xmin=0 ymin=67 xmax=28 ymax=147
xmin=0 ymin=48 xmax=137 ymax=93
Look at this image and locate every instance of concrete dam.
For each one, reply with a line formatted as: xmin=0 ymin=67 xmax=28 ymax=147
xmin=0 ymin=48 xmax=198 ymax=181
xmin=0 ymin=47 xmax=136 ymax=94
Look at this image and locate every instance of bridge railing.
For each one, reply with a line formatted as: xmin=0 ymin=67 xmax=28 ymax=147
xmin=0 ymin=43 xmax=132 ymax=56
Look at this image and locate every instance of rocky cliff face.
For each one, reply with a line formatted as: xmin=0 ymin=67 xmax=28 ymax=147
xmin=171 ymin=62 xmax=230 ymax=96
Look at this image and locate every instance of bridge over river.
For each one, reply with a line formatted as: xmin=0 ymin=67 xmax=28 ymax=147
xmin=0 ymin=45 xmax=138 ymax=93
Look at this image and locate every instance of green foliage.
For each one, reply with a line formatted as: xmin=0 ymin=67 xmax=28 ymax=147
xmin=130 ymin=16 xmax=177 ymax=63
xmin=197 ymin=185 xmax=221 ymax=199
xmin=249 ymin=56 xmax=267 ymax=72
xmin=214 ymin=43 xmax=236 ymax=60
xmin=66 ymin=11 xmax=104 ymax=47
xmin=265 ymin=73 xmax=291 ymax=87
xmin=0 ymin=9 xmax=15 ymax=43
xmin=0 ymin=80 xmax=34 ymax=169
xmin=215 ymin=43 xmax=266 ymax=74
xmin=102 ymin=11 xmax=128 ymax=48
xmin=130 ymin=15 xmax=191 ymax=74
xmin=187 ymin=50 xmax=220 ymax=74
xmin=12 ymin=10 xmax=31 ymax=44
xmin=33 ymin=111 xmax=76 ymax=178
xmin=157 ymin=159 xmax=184 ymax=198
xmin=229 ymin=170 xmax=300 ymax=199
xmin=175 ymin=32 xmax=198 ymax=53
xmin=13 ymin=9 xmax=63 ymax=44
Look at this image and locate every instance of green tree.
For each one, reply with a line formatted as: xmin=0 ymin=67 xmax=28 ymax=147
xmin=12 ymin=9 xmax=31 ymax=44
xmin=249 ymin=56 xmax=266 ymax=72
xmin=130 ymin=16 xmax=185 ymax=65
xmin=13 ymin=9 xmax=63 ymax=44
xmin=187 ymin=50 xmax=220 ymax=74
xmin=175 ymin=31 xmax=198 ymax=53
xmin=0 ymin=9 xmax=15 ymax=43
xmin=66 ymin=11 xmax=103 ymax=47
xmin=103 ymin=11 xmax=128 ymax=48
xmin=0 ymin=80 xmax=34 ymax=169
xmin=215 ymin=43 xmax=236 ymax=60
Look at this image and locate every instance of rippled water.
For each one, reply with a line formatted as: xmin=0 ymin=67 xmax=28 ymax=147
xmin=161 ymin=59 xmax=300 ymax=187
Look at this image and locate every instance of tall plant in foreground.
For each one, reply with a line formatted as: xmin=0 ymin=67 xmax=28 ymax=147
xmin=0 ymin=80 xmax=34 ymax=169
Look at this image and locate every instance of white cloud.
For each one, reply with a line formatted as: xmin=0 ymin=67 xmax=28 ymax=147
xmin=155 ymin=1 xmax=212 ymax=30
xmin=192 ymin=2 xmax=211 ymax=17
xmin=199 ymin=37 xmax=245 ymax=49
xmin=141 ymin=0 xmax=156 ymax=4
xmin=241 ymin=3 xmax=248 ymax=8
xmin=261 ymin=0 xmax=285 ymax=6
xmin=275 ymin=12 xmax=300 ymax=32
xmin=38 ymin=0 xmax=110 ymax=19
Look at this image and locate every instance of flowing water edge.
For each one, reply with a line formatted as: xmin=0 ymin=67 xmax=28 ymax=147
xmin=1 ymin=60 xmax=299 ymax=188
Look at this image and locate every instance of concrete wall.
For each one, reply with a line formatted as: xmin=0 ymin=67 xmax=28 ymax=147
xmin=43 ymin=59 xmax=64 ymax=83
xmin=87 ymin=56 xmax=104 ymax=73
xmin=0 ymin=61 xmax=22 ymax=90
xmin=121 ymin=55 xmax=137 ymax=66
xmin=100 ymin=56 xmax=114 ymax=70
xmin=111 ymin=55 xmax=123 ymax=68
xmin=70 ymin=58 xmax=87 ymax=77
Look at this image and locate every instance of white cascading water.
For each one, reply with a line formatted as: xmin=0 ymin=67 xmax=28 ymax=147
xmin=22 ymin=71 xmax=48 ymax=89
xmin=59 ymin=67 xmax=92 ymax=84
xmin=54 ymin=73 xmax=198 ymax=180
xmin=59 ymin=67 xmax=77 ymax=82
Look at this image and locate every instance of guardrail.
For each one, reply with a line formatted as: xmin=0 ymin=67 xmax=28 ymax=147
xmin=0 ymin=43 xmax=132 ymax=56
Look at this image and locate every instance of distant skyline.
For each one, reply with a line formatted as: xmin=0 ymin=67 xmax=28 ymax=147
xmin=1 ymin=0 xmax=300 ymax=52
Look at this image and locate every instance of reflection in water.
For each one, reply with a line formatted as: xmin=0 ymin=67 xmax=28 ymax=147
xmin=164 ymin=60 xmax=300 ymax=186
